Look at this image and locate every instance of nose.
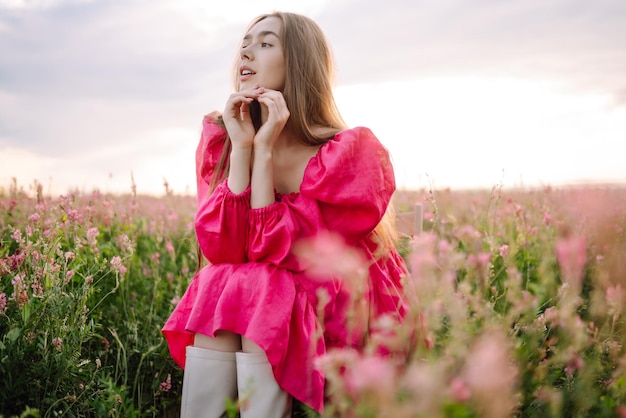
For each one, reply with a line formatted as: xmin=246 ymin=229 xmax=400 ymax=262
xmin=241 ymin=46 xmax=252 ymax=61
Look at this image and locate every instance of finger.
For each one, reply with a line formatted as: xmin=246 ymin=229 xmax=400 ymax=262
xmin=224 ymin=96 xmax=253 ymax=118
xmin=257 ymin=90 xmax=285 ymax=108
xmin=239 ymin=101 xmax=251 ymax=122
xmin=259 ymin=90 xmax=287 ymax=107
xmin=226 ymin=87 xmax=264 ymax=105
xmin=225 ymin=95 xmax=248 ymax=110
xmin=234 ymin=86 xmax=264 ymax=100
xmin=257 ymin=94 xmax=289 ymax=121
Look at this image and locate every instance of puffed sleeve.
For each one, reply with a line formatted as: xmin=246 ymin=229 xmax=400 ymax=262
xmin=194 ymin=113 xmax=251 ymax=264
xmin=247 ymin=127 xmax=395 ymax=268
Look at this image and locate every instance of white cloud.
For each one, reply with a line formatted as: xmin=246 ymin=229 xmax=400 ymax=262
xmin=0 ymin=0 xmax=95 ymax=11
xmin=0 ymin=146 xmax=59 ymax=189
xmin=335 ymin=77 xmax=626 ymax=190
xmin=0 ymin=125 xmax=199 ymax=196
xmin=161 ymin=0 xmax=332 ymax=27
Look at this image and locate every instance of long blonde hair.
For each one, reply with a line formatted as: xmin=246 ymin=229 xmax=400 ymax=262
xmin=208 ymin=12 xmax=397 ymax=252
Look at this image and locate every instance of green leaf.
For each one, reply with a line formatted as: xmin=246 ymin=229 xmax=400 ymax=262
xmin=6 ymin=327 xmax=21 ymax=343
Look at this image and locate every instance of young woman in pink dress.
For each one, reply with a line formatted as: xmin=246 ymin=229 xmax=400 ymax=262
xmin=162 ymin=11 xmax=407 ymax=418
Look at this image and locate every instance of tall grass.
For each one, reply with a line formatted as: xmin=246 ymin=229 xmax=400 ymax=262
xmin=1 ymin=180 xmax=195 ymax=417
xmin=1 ymin=179 xmax=625 ymax=417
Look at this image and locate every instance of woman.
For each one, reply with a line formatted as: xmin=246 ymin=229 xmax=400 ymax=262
xmin=162 ymin=11 xmax=407 ymax=418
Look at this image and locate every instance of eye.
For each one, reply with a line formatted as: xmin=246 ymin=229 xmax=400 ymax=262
xmin=241 ymin=44 xmax=249 ymax=49
xmin=261 ymin=42 xmax=272 ymax=47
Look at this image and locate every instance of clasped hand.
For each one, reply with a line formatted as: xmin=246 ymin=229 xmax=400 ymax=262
xmin=222 ymin=85 xmax=290 ymax=151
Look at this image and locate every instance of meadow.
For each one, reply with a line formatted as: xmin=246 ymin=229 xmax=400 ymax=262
xmin=1 ymin=178 xmax=625 ymax=417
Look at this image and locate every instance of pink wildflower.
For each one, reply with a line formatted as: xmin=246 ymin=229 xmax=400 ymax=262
xmin=0 ymin=292 xmax=7 ymax=314
xmin=543 ymin=306 xmax=559 ymax=323
xmin=8 ymin=252 xmax=25 ymax=271
xmin=51 ymin=337 xmax=63 ymax=352
xmin=110 ymin=256 xmax=127 ymax=274
xmin=467 ymin=252 xmax=491 ymax=270
xmin=115 ymin=234 xmax=133 ymax=255
xmin=65 ymin=269 xmax=76 ymax=284
xmin=64 ymin=251 xmax=75 ymax=260
xmin=438 ymin=239 xmax=452 ymax=254
xmin=449 ymin=377 xmax=471 ymax=402
xmin=498 ymin=244 xmax=509 ymax=257
xmin=87 ymin=227 xmax=99 ymax=250
xmin=344 ymin=355 xmax=396 ymax=401
xmin=11 ymin=229 xmax=22 ymax=243
xmin=314 ymin=347 xmax=359 ymax=374
xmin=400 ymin=363 xmax=446 ymax=415
xmin=462 ymin=329 xmax=518 ymax=418
xmin=165 ymin=240 xmax=175 ymax=258
xmin=455 ymin=225 xmax=480 ymax=241
xmin=31 ymin=281 xmax=43 ymax=297
xmin=408 ymin=233 xmax=438 ymax=281
xmin=423 ymin=211 xmax=435 ymax=221
xmin=11 ymin=274 xmax=29 ymax=307
xmin=565 ymin=353 xmax=585 ymax=376
xmin=28 ymin=213 xmax=40 ymax=223
xmin=292 ymin=231 xmax=366 ymax=282
xmin=607 ymin=285 xmax=624 ymax=317
xmin=67 ymin=209 xmax=81 ymax=222
xmin=555 ymin=235 xmax=586 ymax=290
xmin=527 ymin=226 xmax=538 ymax=237
xmin=543 ymin=211 xmax=552 ymax=225
xmin=159 ymin=374 xmax=172 ymax=392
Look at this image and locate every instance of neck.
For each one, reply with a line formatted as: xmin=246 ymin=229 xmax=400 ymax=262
xmin=259 ymin=106 xmax=298 ymax=147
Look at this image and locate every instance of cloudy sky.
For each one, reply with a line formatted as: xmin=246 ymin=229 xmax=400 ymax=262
xmin=1 ymin=0 xmax=625 ymax=196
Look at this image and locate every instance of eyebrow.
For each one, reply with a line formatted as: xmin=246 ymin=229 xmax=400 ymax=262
xmin=242 ymin=30 xmax=280 ymax=41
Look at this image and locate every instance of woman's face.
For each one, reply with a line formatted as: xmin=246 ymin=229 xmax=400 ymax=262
xmin=238 ymin=16 xmax=286 ymax=91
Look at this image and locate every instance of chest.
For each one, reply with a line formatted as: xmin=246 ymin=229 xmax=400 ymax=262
xmin=272 ymin=145 xmax=321 ymax=195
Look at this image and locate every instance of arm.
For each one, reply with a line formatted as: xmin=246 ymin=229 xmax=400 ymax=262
xmin=228 ymin=147 xmax=252 ymax=194
xmin=250 ymin=89 xmax=289 ymax=208
xmin=195 ymin=86 xmax=271 ymax=264
xmin=250 ymin=145 xmax=274 ymax=208
xmin=222 ymin=86 xmax=265 ymax=194
xmin=193 ymin=114 xmax=252 ymax=264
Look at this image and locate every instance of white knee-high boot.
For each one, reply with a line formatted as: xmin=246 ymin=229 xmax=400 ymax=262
xmin=180 ymin=346 xmax=237 ymax=418
xmin=236 ymin=351 xmax=292 ymax=418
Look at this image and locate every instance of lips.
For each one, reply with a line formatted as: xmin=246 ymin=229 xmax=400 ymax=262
xmin=240 ymin=65 xmax=256 ymax=81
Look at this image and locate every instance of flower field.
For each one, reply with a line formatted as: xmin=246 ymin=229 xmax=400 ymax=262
xmin=1 ymin=179 xmax=625 ymax=417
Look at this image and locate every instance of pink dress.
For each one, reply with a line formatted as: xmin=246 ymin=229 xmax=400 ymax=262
xmin=162 ymin=114 xmax=407 ymax=412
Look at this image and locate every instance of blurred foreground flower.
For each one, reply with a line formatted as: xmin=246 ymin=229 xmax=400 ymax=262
xmin=293 ymin=231 xmax=367 ymax=282
xmin=555 ymin=235 xmax=586 ymax=292
xmin=461 ymin=328 xmax=518 ymax=418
